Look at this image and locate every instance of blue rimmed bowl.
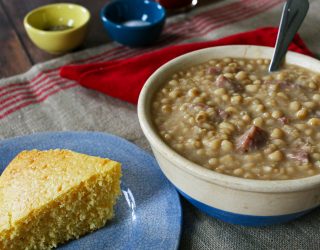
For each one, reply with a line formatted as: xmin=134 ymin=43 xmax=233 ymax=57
xmin=100 ymin=0 xmax=166 ymax=47
xmin=138 ymin=45 xmax=320 ymax=226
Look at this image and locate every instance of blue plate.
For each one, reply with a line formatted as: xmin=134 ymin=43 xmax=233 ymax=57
xmin=0 ymin=131 xmax=182 ymax=250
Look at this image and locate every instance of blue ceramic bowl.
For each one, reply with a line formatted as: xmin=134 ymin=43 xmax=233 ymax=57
xmin=100 ymin=0 xmax=166 ymax=47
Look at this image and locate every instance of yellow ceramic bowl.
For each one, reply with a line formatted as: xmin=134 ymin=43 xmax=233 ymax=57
xmin=24 ymin=3 xmax=90 ymax=54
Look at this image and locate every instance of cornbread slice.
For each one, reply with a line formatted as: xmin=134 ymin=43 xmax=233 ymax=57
xmin=0 ymin=149 xmax=122 ymax=250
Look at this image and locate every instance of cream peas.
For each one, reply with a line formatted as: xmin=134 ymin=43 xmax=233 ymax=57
xmin=152 ymin=58 xmax=320 ymax=180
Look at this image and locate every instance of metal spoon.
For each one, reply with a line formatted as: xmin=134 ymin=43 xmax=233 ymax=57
xmin=269 ymin=0 xmax=309 ymax=72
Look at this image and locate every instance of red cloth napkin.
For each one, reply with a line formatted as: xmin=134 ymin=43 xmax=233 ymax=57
xmin=60 ymin=27 xmax=313 ymax=104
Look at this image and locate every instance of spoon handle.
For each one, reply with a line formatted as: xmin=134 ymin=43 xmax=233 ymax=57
xmin=269 ymin=0 xmax=309 ymax=72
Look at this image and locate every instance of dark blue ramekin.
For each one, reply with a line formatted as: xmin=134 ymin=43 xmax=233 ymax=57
xmin=100 ymin=0 xmax=166 ymax=47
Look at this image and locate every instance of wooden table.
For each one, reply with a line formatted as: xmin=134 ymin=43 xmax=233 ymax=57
xmin=0 ymin=0 xmax=212 ymax=78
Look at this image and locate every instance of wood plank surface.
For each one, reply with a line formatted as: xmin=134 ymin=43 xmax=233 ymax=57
xmin=0 ymin=1 xmax=31 ymax=78
xmin=0 ymin=0 xmax=214 ymax=78
xmin=1 ymin=0 xmax=110 ymax=65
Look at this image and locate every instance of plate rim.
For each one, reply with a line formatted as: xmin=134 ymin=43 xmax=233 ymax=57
xmin=0 ymin=131 xmax=182 ymax=250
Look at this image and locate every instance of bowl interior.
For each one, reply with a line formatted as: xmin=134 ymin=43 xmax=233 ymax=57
xmin=102 ymin=0 xmax=165 ymax=25
xmin=25 ymin=4 xmax=90 ymax=31
xmin=138 ymin=45 xmax=320 ymax=193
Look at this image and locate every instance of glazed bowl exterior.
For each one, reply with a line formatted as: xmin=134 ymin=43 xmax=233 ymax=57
xmin=137 ymin=45 xmax=320 ymax=226
xmin=100 ymin=0 xmax=166 ymax=47
xmin=24 ymin=3 xmax=90 ymax=54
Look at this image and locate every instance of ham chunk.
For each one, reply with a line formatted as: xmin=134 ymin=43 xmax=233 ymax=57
xmin=207 ymin=67 xmax=222 ymax=75
xmin=217 ymin=109 xmax=229 ymax=120
xmin=264 ymin=80 xmax=299 ymax=90
xmin=287 ymin=139 xmax=311 ymax=164
xmin=237 ymin=125 xmax=269 ymax=152
xmin=278 ymin=116 xmax=289 ymax=125
xmin=287 ymin=150 xmax=309 ymax=164
xmin=215 ymin=75 xmax=244 ymax=92
xmin=279 ymin=81 xmax=294 ymax=90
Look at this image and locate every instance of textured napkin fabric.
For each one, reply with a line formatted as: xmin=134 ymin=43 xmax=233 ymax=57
xmin=59 ymin=27 xmax=313 ymax=104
